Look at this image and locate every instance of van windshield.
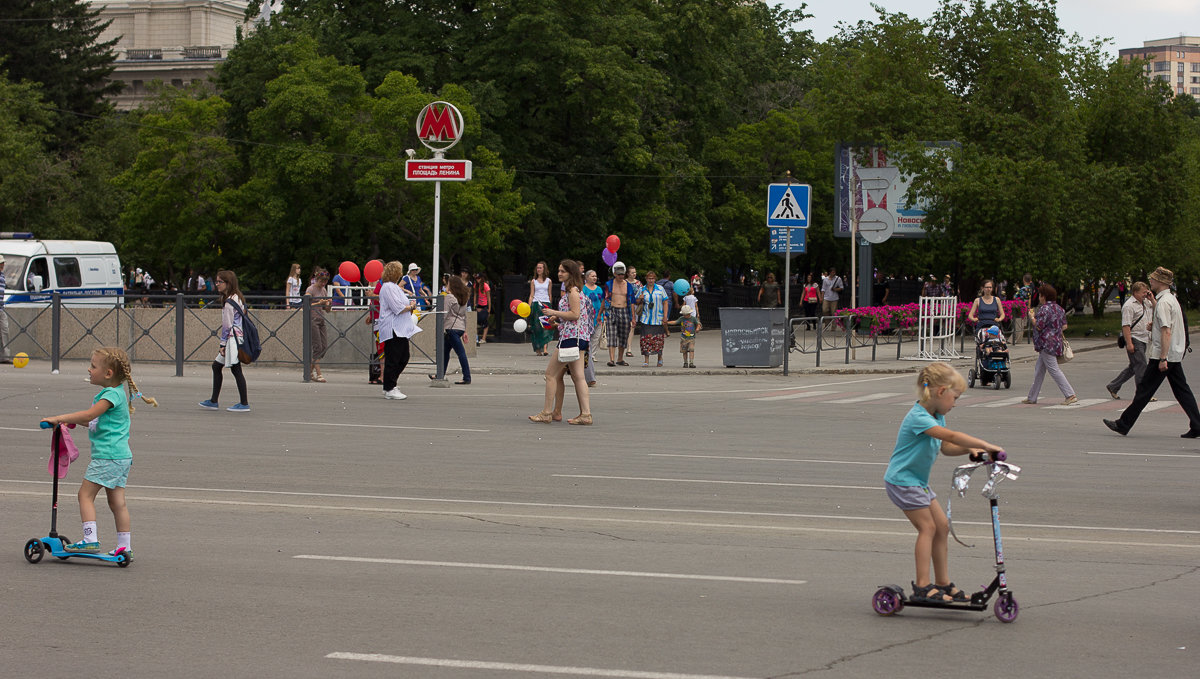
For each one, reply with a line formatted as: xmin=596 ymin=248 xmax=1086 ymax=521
xmin=3 ymin=255 xmax=29 ymax=291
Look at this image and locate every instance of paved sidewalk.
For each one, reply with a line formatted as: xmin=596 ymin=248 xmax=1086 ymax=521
xmin=463 ymin=331 xmax=1119 ymax=377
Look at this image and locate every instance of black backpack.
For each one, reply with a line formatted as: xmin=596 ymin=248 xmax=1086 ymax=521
xmin=228 ymin=299 xmax=262 ymax=363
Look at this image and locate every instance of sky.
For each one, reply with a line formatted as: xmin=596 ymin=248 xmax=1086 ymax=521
xmin=779 ymin=0 xmax=1198 ymax=57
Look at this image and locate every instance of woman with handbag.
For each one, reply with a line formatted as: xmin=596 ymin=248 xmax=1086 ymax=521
xmin=1023 ymin=284 xmax=1078 ymax=406
xmin=529 ymin=259 xmax=593 ymax=425
xmin=376 ymin=261 xmax=422 ymax=400
xmin=199 ymin=270 xmax=250 ymax=412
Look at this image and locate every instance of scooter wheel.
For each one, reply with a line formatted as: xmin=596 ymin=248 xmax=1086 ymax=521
xmin=872 ymin=588 xmax=903 ymax=616
xmin=994 ymin=592 xmax=1018 ymax=623
xmin=116 ymin=552 xmax=130 ymax=568
xmin=24 ymin=538 xmax=45 ymax=564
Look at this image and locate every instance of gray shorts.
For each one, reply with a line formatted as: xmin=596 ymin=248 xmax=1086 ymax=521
xmin=84 ymin=458 xmax=132 ymax=489
xmin=885 ymin=481 xmax=936 ymax=510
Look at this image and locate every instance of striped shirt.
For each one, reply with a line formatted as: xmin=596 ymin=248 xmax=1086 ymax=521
xmin=637 ymin=285 xmax=669 ymax=326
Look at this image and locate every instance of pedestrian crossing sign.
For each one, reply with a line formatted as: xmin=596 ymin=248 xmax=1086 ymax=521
xmin=767 ymin=183 xmax=811 ymax=228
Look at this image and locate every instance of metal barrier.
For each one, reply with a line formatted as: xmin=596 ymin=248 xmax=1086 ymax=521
xmin=4 ymin=292 xmax=453 ymax=380
xmin=784 ymin=314 xmax=918 ymax=374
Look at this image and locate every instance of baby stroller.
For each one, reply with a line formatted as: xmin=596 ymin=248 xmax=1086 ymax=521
xmin=969 ymin=325 xmax=1010 ymax=389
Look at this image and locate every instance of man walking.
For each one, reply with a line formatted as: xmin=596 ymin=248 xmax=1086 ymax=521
xmin=1105 ymin=281 xmax=1152 ymax=399
xmin=820 ymin=267 xmax=843 ymax=317
xmin=1104 ymin=267 xmax=1200 ymax=438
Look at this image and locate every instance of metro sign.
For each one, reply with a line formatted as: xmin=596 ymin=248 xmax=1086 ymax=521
xmin=405 ymin=159 xmax=473 ymax=181
xmin=415 ymin=101 xmax=464 ymax=153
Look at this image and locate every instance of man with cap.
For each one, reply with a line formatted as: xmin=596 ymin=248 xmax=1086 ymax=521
xmin=0 ymin=254 xmax=10 ymax=363
xmin=403 ymin=263 xmax=431 ymax=310
xmin=604 ymin=262 xmax=634 ymax=366
xmin=1104 ymin=266 xmax=1200 ymax=438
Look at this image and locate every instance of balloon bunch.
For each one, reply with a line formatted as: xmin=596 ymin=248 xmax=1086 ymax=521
xmin=510 ymin=299 xmax=532 ymax=332
xmin=338 ymin=259 xmax=386 ymax=284
xmin=601 ymin=234 xmax=620 ymax=267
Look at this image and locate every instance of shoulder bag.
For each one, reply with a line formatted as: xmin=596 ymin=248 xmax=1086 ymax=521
xmin=1117 ymin=308 xmax=1144 ymax=349
xmin=1058 ymin=339 xmax=1074 ymax=363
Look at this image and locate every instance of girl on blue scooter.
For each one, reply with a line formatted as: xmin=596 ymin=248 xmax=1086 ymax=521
xmin=41 ymin=347 xmax=157 ymax=557
xmin=885 ymin=362 xmax=1003 ymax=603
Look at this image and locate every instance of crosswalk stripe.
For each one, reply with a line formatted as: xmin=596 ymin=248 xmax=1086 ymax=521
xmin=1046 ymin=398 xmax=1109 ymax=409
xmin=750 ymin=390 xmax=838 ymax=402
xmin=967 ymin=396 xmax=1026 ymax=408
xmin=827 ymin=392 xmax=903 ymax=404
xmin=1139 ymin=400 xmax=1178 ymax=413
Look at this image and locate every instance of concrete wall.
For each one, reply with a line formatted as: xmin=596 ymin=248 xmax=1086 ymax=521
xmin=2 ymin=307 xmax=475 ymax=368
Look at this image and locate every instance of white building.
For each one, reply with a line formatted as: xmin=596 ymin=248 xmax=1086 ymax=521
xmin=89 ymin=1 xmax=264 ymax=110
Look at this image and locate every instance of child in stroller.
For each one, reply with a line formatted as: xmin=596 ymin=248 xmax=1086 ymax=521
xmin=969 ymin=325 xmax=1011 ymax=389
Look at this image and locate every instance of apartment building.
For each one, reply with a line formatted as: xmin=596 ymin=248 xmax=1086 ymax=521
xmin=89 ymin=1 xmax=261 ymax=110
xmin=1118 ymin=36 xmax=1200 ymax=101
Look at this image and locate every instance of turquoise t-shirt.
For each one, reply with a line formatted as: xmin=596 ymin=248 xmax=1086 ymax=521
xmin=884 ymin=402 xmax=944 ymax=487
xmin=88 ymin=386 xmax=131 ymax=460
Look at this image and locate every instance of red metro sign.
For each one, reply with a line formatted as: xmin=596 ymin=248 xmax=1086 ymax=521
xmin=415 ymin=101 xmax=464 ymax=153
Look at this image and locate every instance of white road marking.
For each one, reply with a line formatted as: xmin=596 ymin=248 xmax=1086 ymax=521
xmin=325 ymin=653 xmax=762 ymax=679
xmin=296 ymin=555 xmax=806 ymax=585
xmin=750 ymin=390 xmax=837 ymax=402
xmin=0 ymin=426 xmax=43 ymax=432
xmin=2 ymin=483 xmax=1197 ymax=539
xmin=967 ymin=396 xmax=1026 ymax=408
xmin=277 ymin=420 xmax=488 ymax=433
xmin=1139 ymin=400 xmax=1178 ymax=412
xmin=1086 ymin=451 xmax=1200 ymax=459
xmin=555 ymin=474 xmax=879 ymax=491
xmin=1045 ymin=398 xmax=1109 ymax=409
xmin=826 ymin=392 xmax=902 ymax=404
xmin=649 ymin=454 xmax=886 ymax=466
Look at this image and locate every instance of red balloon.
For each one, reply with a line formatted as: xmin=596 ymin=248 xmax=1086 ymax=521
xmin=338 ymin=261 xmax=361 ymax=283
xmin=363 ymin=259 xmax=384 ymax=282
xmin=606 ymin=235 xmax=620 ymax=253
xmin=509 ymin=299 xmax=522 ymax=314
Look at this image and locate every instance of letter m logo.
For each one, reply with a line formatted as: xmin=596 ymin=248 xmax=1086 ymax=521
xmin=419 ymin=104 xmax=459 ymax=142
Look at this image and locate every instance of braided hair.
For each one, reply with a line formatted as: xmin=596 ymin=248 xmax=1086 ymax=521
xmin=93 ymin=347 xmax=159 ymax=414
xmin=916 ymin=362 xmax=965 ymax=404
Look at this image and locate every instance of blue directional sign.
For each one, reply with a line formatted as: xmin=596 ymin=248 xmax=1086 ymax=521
xmin=769 ymin=227 xmax=806 ymax=254
xmin=766 ymin=183 xmax=811 ymax=228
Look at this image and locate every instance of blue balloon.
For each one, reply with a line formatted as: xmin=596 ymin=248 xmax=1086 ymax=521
xmin=673 ymin=278 xmax=689 ymax=296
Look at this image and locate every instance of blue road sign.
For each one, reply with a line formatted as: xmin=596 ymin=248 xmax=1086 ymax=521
xmin=767 ymin=183 xmax=811 ymax=228
xmin=769 ymin=226 xmax=806 ymax=253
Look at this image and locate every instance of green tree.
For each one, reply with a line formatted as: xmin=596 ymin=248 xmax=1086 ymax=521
xmin=0 ymin=0 xmax=120 ymax=148
xmin=0 ymin=73 xmax=60 ymax=232
xmin=114 ymin=90 xmax=241 ymax=281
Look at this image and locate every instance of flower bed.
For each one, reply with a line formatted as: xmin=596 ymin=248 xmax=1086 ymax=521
xmin=835 ymin=300 xmax=1029 ymax=336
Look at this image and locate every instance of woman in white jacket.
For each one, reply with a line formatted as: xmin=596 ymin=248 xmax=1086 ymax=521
xmin=375 ymin=261 xmax=422 ymax=400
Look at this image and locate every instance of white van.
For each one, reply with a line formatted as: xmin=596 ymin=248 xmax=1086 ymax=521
xmin=1 ymin=236 xmax=124 ymax=306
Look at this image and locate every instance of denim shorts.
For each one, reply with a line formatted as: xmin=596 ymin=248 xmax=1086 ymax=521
xmin=885 ymin=481 xmax=936 ymax=510
xmin=84 ymin=458 xmax=132 ymax=489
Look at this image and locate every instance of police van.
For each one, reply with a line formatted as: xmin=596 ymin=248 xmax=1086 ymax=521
xmin=1 ymin=234 xmax=124 ymax=306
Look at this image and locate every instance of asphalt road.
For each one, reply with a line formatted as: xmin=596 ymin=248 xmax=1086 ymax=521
xmin=2 ymin=350 xmax=1196 ymax=678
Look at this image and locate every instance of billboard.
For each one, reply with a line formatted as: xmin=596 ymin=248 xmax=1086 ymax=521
xmin=834 ymin=143 xmax=955 ymax=239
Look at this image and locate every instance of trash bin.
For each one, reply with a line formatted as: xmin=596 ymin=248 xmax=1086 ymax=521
xmin=719 ymin=307 xmax=787 ymax=368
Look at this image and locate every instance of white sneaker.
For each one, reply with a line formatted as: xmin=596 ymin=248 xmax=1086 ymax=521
xmin=384 ymin=388 xmax=407 ymax=400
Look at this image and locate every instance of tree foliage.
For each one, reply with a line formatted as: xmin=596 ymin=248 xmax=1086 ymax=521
xmin=5 ymin=0 xmax=1199 ymax=300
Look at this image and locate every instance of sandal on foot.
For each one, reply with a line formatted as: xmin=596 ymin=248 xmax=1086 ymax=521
xmin=940 ymin=582 xmax=970 ymax=602
xmin=567 ymin=414 xmax=593 ymax=425
xmin=642 ymin=362 xmax=649 ymax=367
xmin=607 ymin=361 xmax=616 ymax=367
xmin=528 ymin=412 xmax=553 ymax=423
xmin=312 ymin=375 xmax=326 ymax=383
xmin=617 ymin=361 xmax=629 ymax=366
xmin=656 ymin=359 xmax=663 ymax=367
xmin=910 ymin=582 xmax=953 ymax=603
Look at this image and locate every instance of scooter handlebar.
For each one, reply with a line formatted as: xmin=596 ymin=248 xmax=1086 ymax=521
xmin=969 ymin=450 xmax=1006 ymax=463
xmin=40 ymin=421 xmax=52 ymax=429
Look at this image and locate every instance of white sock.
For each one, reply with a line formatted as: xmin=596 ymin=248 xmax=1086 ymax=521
xmin=82 ymin=521 xmax=98 ymax=544
xmin=117 ymin=532 xmax=131 ymax=550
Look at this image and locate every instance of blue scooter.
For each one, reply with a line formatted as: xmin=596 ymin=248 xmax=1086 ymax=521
xmin=23 ymin=422 xmax=131 ymax=568
xmin=872 ymin=450 xmax=1020 ymax=622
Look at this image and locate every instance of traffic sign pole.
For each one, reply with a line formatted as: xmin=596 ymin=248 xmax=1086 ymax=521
xmin=784 ymin=175 xmax=792 ymax=325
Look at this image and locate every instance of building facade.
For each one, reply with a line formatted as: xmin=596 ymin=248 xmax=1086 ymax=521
xmin=89 ymin=1 xmax=260 ymax=110
xmin=1118 ymin=36 xmax=1200 ymax=101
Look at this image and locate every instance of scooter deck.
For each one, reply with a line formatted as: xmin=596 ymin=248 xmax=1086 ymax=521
xmin=881 ymin=584 xmax=994 ymax=612
xmin=32 ymin=536 xmax=130 ymax=566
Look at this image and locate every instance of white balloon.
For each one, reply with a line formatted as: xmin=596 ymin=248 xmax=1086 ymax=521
xmin=513 ymin=318 xmax=528 ymax=333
